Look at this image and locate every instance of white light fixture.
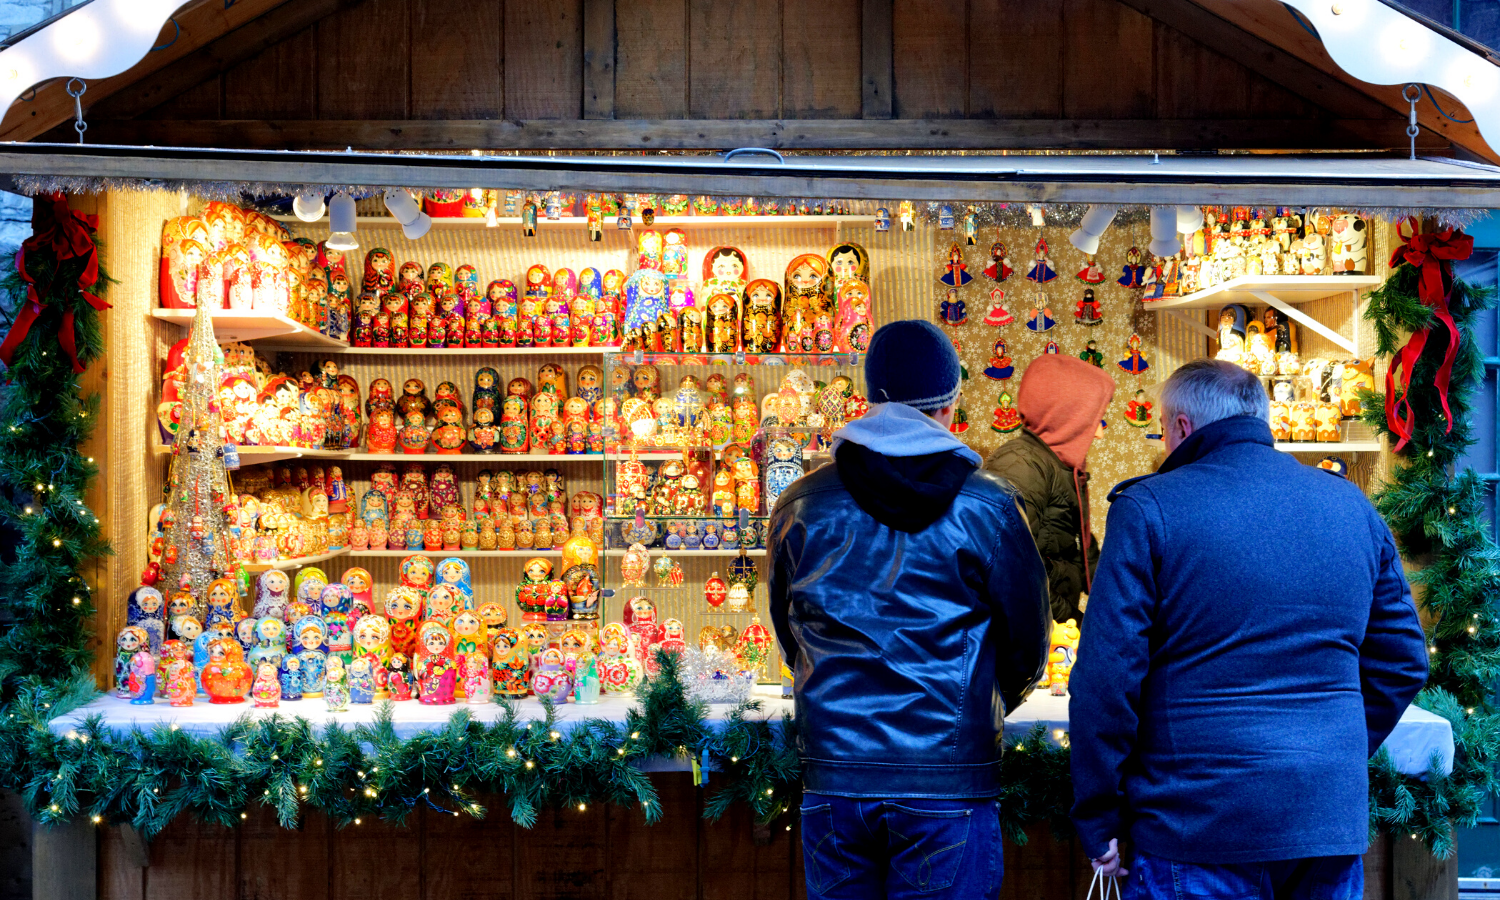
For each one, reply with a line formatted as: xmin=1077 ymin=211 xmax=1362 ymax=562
xmin=325 ymin=192 xmax=358 ymax=252
xmin=291 ymin=192 xmax=326 ymax=222
xmin=0 ymin=0 xmax=191 ymax=114
xmin=1067 ymin=204 xmax=1118 ymax=256
xmin=382 ymin=189 xmax=432 ymax=240
xmin=1148 ymin=207 xmax=1180 ymax=258
xmin=1282 ymin=0 xmax=1500 ymax=152
xmin=1175 ymin=205 xmax=1204 ymax=235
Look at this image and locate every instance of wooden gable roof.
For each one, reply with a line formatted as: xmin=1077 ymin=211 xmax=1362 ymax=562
xmin=2 ymin=0 xmax=1493 ymax=162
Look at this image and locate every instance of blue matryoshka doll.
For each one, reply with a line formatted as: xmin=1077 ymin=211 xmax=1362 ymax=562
xmin=127 ymin=585 xmax=166 ymax=655
xmin=435 ymin=557 xmax=474 ymax=609
xmin=293 ymin=615 xmax=329 ymax=697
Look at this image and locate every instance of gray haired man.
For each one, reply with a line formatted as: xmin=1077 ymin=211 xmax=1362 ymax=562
xmin=1070 ymin=359 xmax=1428 ymax=899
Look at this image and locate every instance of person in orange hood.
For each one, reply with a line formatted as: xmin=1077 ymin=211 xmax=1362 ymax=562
xmin=985 ymin=354 xmax=1115 ymax=622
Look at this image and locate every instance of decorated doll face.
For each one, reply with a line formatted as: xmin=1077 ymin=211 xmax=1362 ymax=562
xmin=454 ymin=612 xmax=481 ymax=638
xmin=138 ymin=590 xmax=163 ymax=615
xmin=829 ymin=246 xmax=866 ymax=283
xmin=427 ymin=585 xmax=459 ymax=619
xmin=299 ymin=625 xmax=324 ymax=651
xmin=175 ymin=616 xmax=202 ymax=641
xmin=438 ymin=561 xmax=466 ymax=587
xmin=423 ymin=628 xmax=450 ymax=655
xmin=353 ymin=615 xmax=389 ymax=651
xmin=326 ymin=656 xmax=345 ymax=680
xmin=371 ymin=378 xmax=394 ymax=399
xmin=257 ymin=617 xmax=285 ymax=644
xmin=525 ymin=558 xmax=552 ymax=582
xmin=710 ymin=249 xmax=746 ymax=282
xmin=789 ymin=262 xmax=822 ymax=292
xmin=387 ymin=591 xmax=417 ymax=620
xmin=168 ymin=593 xmax=193 ymax=617
xmin=399 ymin=262 xmax=423 ymax=285
xmin=118 ymin=628 xmax=143 ymax=654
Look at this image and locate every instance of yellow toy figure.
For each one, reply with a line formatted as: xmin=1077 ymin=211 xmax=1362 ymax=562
xmin=1045 ymin=619 xmax=1082 ymax=696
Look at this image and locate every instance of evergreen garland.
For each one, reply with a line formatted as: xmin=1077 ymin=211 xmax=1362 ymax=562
xmin=1357 ymin=228 xmax=1500 ymax=856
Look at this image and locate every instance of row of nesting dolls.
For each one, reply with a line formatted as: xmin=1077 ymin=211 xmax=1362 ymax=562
xmin=427 ymin=188 xmax=851 ymax=221
xmin=620 ymin=237 xmax=873 ymax=355
xmin=113 ymin=554 xmax=677 ymax=707
xmin=159 ymin=202 xmax=350 ymax=338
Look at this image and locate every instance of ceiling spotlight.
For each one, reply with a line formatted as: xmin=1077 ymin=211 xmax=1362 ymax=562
xmin=1175 ymin=205 xmax=1204 ymax=235
xmin=1067 ymin=204 xmax=1117 ymax=256
xmin=292 ymin=192 xmax=326 ymax=222
xmin=325 ymin=192 xmax=359 ymax=252
xmin=383 ymin=189 xmax=432 ymax=240
xmin=1148 ymin=207 xmax=1181 ymax=258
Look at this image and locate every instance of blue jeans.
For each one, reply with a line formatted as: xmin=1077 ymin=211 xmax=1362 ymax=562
xmin=800 ymin=792 xmax=1002 ymax=899
xmin=1124 ymin=850 xmax=1362 ymax=900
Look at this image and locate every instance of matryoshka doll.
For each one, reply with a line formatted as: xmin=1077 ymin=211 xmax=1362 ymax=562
xmin=623 ymin=595 xmax=663 ymax=666
xmin=381 ymin=287 xmax=409 ymax=348
xmin=407 ymin=292 xmax=433 ymax=349
xmin=490 ymin=628 xmax=530 ymax=697
xmin=115 ymin=625 xmax=152 ymax=700
xmin=415 ymin=621 xmax=457 ymax=705
xmin=516 ymin=556 xmax=555 ymax=622
xmin=701 ymin=245 xmax=749 ymax=299
xmin=835 ymin=279 xmax=873 ymax=352
xmin=706 ymin=292 xmax=740 ymax=354
xmin=431 ymin=405 xmax=467 ymax=453
xmin=362 ymin=247 xmax=395 ymax=296
xmin=520 ymin=264 xmax=551 ymax=344
xmin=202 ymin=636 xmax=253 ymax=703
xmin=600 ymin=269 xmax=626 ymax=345
xmin=351 ymin=612 xmax=391 ymax=698
xmin=322 ymin=656 xmax=350 ymax=711
xmin=320 ymin=582 xmax=354 ymax=662
xmin=472 ymin=366 xmax=502 ymax=415
xmin=530 ymin=647 xmax=572 ymax=702
xmin=251 ymin=661 xmax=281 ymax=708
xmin=385 ymin=585 xmax=422 ymax=658
xmin=159 ymin=216 xmax=211 ymax=309
xmin=783 ymin=253 xmax=832 ymax=352
xmin=127 ymin=584 xmax=167 ymax=655
xmin=163 ymin=640 xmax=196 ymax=707
xmin=500 ymin=394 xmax=530 ymax=454
xmin=452 ymin=611 xmax=484 ymax=693
xmin=740 ymin=279 xmax=781 ymax=354
xmin=623 ymin=267 xmax=670 ymax=352
xmin=396 ymin=260 xmax=424 ymax=297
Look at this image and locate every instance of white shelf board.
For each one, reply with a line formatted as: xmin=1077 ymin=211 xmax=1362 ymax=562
xmin=341 ymin=452 xmax=601 ymax=463
xmin=1145 ymin=275 xmax=1381 ymax=310
xmin=242 ymin=549 xmax=346 ymax=572
xmin=156 ymin=445 xmax=353 ymax=465
xmin=344 ymin=549 xmax=564 ymax=558
xmin=263 ymin=344 xmax=610 ymax=356
xmin=1274 ymin=441 xmax=1380 ymax=453
xmin=274 ymin=214 xmax=863 ymax=230
xmin=151 ymin=309 xmax=349 ymax=349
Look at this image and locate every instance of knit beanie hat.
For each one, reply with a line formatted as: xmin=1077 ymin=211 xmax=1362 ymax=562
xmin=864 ymin=319 xmax=962 ymax=412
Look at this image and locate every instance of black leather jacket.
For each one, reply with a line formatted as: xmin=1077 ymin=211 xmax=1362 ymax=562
xmin=768 ymin=463 xmax=1050 ymax=798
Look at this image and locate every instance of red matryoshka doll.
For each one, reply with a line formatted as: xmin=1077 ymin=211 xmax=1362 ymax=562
xmin=366 ymin=409 xmax=398 ymax=453
xmin=407 ymin=292 xmax=434 ymax=349
xmin=386 ymin=652 xmax=415 ymax=701
xmin=529 ymin=391 xmax=560 ymax=451
xmin=601 ymin=269 xmax=626 ymax=340
xmin=784 ymin=253 xmax=833 ymax=352
xmin=636 ymin=229 xmax=664 ymax=271
xmin=415 ymin=621 xmax=457 ymax=705
xmin=366 ymin=377 xmax=396 ymax=418
xmin=487 ymin=279 xmax=518 ymax=342
xmin=516 ymin=556 xmax=555 ymax=622
xmin=454 ymin=264 xmax=480 ymax=307
xmin=202 ymin=637 xmax=253 ymax=703
xmin=537 ymin=363 xmax=568 ymax=401
xmin=740 ymin=279 xmax=782 ymax=353
xmin=381 ymin=289 xmax=409 ymax=348
xmin=397 ymin=411 xmax=432 ymax=454
xmin=521 ymin=264 xmax=551 ymax=333
xmin=500 ymin=395 xmax=530 ymax=454
xmin=396 ymin=260 xmax=425 ymax=297
xmin=434 ymin=380 xmax=465 ymax=419
xmin=836 ymin=279 xmax=873 ymax=352
xmin=362 ymin=247 xmax=395 ymax=295
xmin=431 ymin=406 xmax=467 ymax=453
xmin=223 ymin=242 xmax=254 ymax=311
xmin=623 ymin=595 xmax=663 ymax=664
xmin=551 ymin=266 xmax=578 ymax=312
xmin=702 ymin=246 xmax=749 ymax=298
xmin=386 ymin=585 xmax=423 ymax=656
xmin=160 ymin=216 xmax=212 ymax=308
xmin=706 ymin=293 xmax=739 ymax=353
xmin=827 ymin=241 xmax=870 ymax=289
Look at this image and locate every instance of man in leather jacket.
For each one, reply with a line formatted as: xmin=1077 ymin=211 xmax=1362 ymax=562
xmin=769 ymin=320 xmax=1051 ymax=900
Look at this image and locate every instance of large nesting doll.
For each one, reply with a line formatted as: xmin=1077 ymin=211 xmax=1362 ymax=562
xmin=783 ymin=253 xmax=833 ymax=353
xmin=740 ymin=279 xmax=782 ymax=354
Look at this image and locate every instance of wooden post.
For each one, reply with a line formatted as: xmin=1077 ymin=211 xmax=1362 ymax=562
xmin=1391 ymin=831 xmax=1458 ymax=900
xmin=583 ymin=0 xmax=616 ymax=119
xmin=860 ymin=0 xmax=893 ymax=118
xmin=32 ymin=817 xmax=96 ymax=900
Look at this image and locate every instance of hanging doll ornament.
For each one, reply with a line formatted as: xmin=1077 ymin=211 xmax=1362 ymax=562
xmin=982 ymin=288 xmax=1013 ymax=327
xmin=1026 ymin=292 xmax=1055 ymax=333
xmin=940 ymin=288 xmax=967 ymax=327
xmin=1118 ymin=332 xmax=1150 ymax=375
xmin=1044 ymin=340 xmax=1060 ymax=355
xmin=938 ymin=244 xmax=973 ymax=288
xmin=1079 ymin=339 xmax=1104 ymax=368
xmin=982 ymin=338 xmax=1014 ymax=381
xmin=1076 ymin=255 xmax=1106 ymax=285
xmin=1074 ymin=288 xmax=1103 ymax=327
xmin=990 ymin=390 xmax=1022 ymax=434
xmin=1118 ymin=247 xmax=1147 ymax=288
xmin=1125 ymin=389 xmax=1154 ymax=427
xmin=1026 ymin=238 xmax=1058 ymax=284
xmin=984 ymin=241 xmax=1013 ymax=282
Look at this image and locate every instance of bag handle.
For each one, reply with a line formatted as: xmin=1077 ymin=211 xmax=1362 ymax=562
xmin=1086 ymin=867 xmax=1124 ymax=900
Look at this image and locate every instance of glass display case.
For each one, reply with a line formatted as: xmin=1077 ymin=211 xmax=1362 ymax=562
xmin=599 ymin=351 xmax=866 ymax=681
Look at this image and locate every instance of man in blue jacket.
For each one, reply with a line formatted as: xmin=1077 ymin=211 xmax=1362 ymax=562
xmin=1070 ymin=359 xmax=1429 ymax=899
xmin=770 ymin=319 xmax=1051 ymax=900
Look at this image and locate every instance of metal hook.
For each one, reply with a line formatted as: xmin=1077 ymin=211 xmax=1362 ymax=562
xmin=65 ymin=78 xmax=86 ymax=145
xmin=1403 ymin=83 xmax=1422 ymax=161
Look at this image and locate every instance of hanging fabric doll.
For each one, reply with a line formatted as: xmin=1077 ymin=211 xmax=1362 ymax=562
xmin=1026 ymin=238 xmax=1057 ymax=284
xmin=1079 ymin=340 xmax=1104 ymax=368
xmin=1125 ymin=389 xmax=1154 ymax=427
xmin=1118 ymin=333 xmax=1150 ymax=375
xmin=1044 ymin=340 xmax=1060 ymax=355
xmin=983 ymin=241 xmax=1012 ymax=282
xmin=983 ymin=339 xmax=1014 ymax=381
xmin=1118 ymin=246 xmax=1147 ymax=288
xmin=982 ymin=288 xmax=1013 ymax=327
xmin=939 ymin=288 xmax=968 ymax=326
xmin=1076 ymin=256 xmax=1105 ymax=284
xmin=1026 ymin=293 xmax=1055 ymax=333
xmin=990 ymin=390 xmax=1022 ymax=434
xmin=939 ymin=244 xmax=974 ymax=288
xmin=1074 ymin=288 xmax=1102 ymax=327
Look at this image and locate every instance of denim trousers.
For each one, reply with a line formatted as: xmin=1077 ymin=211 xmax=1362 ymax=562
xmin=1124 ymin=850 xmax=1363 ymax=900
xmin=800 ymin=792 xmax=1002 ymax=900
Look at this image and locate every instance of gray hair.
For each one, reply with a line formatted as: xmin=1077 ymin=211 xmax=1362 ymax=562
xmin=1159 ymin=359 xmax=1270 ymax=429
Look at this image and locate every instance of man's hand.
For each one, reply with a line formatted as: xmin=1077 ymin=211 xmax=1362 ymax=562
xmin=1091 ymin=838 xmax=1128 ymax=878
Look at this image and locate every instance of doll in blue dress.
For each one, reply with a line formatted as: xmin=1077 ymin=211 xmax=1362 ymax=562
xmin=983 ymin=338 xmax=1014 ymax=381
xmin=1026 ymin=238 xmax=1058 ymax=284
xmin=1026 ymin=294 xmax=1055 ymax=332
xmin=1118 ymin=332 xmax=1150 ymax=374
xmin=940 ymin=288 xmax=968 ymax=326
xmin=939 ymin=244 xmax=974 ymax=287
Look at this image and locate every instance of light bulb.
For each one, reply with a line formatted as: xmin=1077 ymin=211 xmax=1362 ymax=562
xmin=1381 ymin=22 xmax=1430 ymax=67
xmin=292 ymin=192 xmax=326 ymax=222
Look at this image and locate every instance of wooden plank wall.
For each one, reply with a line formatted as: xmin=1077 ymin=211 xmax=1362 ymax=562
xmin=126 ymin=0 xmax=1323 ymax=134
xmin=90 ymin=790 xmax=1399 ymax=900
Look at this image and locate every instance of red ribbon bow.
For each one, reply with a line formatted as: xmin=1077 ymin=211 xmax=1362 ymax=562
xmin=0 ymin=192 xmax=111 ymax=374
xmin=1384 ymin=217 xmax=1473 ymax=452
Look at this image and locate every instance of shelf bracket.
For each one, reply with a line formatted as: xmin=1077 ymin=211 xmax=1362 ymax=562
xmin=1250 ymin=291 xmax=1356 ymax=356
xmin=1161 ymin=309 xmax=1218 ymax=341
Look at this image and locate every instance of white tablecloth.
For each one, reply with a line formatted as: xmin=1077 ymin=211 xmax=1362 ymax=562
xmin=50 ymin=688 xmax=1452 ymax=777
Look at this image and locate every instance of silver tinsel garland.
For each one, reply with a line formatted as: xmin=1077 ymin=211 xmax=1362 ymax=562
xmin=680 ymin=647 xmax=757 ymax=704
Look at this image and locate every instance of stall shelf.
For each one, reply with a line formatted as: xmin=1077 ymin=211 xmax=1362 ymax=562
xmin=151 ymin=308 xmax=348 ymax=348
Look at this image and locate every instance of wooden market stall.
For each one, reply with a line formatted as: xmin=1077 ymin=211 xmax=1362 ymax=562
xmin=0 ymin=1 xmax=1497 ymax=899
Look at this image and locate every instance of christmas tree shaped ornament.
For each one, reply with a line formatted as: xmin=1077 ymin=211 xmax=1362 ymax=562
xmin=158 ymin=301 xmax=239 ymax=620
